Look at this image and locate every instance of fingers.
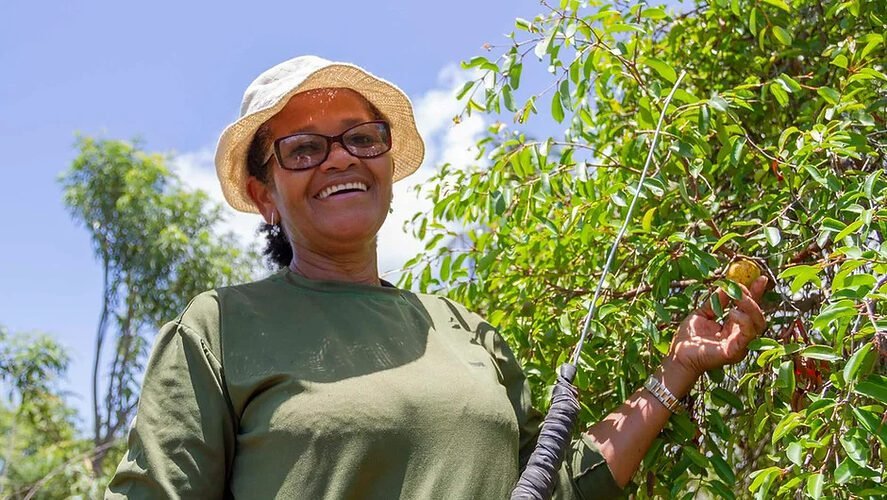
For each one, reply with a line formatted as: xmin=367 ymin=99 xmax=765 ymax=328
xmin=724 ymin=308 xmax=757 ymax=342
xmin=732 ymin=280 xmax=767 ymax=335
xmin=749 ymin=275 xmax=768 ymax=302
xmin=721 ymin=309 xmax=756 ymax=363
xmin=699 ymin=287 xmax=730 ymax=320
xmin=699 ymin=276 xmax=768 ymax=333
xmin=685 ymin=311 xmax=722 ymax=336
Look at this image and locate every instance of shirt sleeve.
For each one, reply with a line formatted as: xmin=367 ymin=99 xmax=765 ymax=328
xmin=105 ymin=306 xmax=236 ymax=499
xmin=470 ymin=315 xmax=624 ymax=499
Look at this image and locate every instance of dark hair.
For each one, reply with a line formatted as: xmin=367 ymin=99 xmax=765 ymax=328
xmin=246 ymin=123 xmax=294 ymax=269
xmin=245 ymin=92 xmax=387 ymax=269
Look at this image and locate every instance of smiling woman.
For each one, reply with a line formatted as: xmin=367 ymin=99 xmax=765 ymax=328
xmin=103 ymin=55 xmax=766 ymax=500
xmin=246 ymin=89 xmax=394 ymax=276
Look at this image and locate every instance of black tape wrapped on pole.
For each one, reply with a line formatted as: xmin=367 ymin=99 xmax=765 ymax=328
xmin=509 ymin=71 xmax=686 ymax=500
xmin=510 ymin=363 xmax=579 ymax=499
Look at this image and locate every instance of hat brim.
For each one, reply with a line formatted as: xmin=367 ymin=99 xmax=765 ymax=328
xmin=215 ymin=63 xmax=425 ymax=213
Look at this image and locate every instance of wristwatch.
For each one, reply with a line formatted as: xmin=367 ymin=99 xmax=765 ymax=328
xmin=644 ymin=375 xmax=686 ymax=414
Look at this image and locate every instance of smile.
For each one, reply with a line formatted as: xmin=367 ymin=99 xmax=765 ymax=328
xmin=316 ymin=182 xmax=369 ymax=200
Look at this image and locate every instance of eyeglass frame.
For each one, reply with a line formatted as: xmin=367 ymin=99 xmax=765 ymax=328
xmin=263 ymin=120 xmax=393 ymax=171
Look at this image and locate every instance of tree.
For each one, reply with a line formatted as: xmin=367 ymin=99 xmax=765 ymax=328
xmin=59 ymin=137 xmax=257 ymax=470
xmin=406 ymin=0 xmax=885 ymax=497
xmin=0 ymin=326 xmax=99 ymax=499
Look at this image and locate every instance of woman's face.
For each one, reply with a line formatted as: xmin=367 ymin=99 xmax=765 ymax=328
xmin=249 ymin=88 xmax=394 ymax=255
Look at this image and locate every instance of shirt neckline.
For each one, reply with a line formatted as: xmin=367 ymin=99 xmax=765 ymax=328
xmin=279 ymin=268 xmax=403 ymax=296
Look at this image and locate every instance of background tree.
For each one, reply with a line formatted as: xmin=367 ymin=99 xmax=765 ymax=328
xmin=59 ymin=137 xmax=257 ymax=470
xmin=0 ymin=326 xmax=99 ymax=499
xmin=405 ymin=0 xmax=885 ymax=497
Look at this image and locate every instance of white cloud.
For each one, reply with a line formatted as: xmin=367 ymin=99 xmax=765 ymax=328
xmin=378 ymin=64 xmax=487 ymax=281
xmin=170 ymin=63 xmax=487 ymax=282
xmin=170 ymin=150 xmax=263 ymax=249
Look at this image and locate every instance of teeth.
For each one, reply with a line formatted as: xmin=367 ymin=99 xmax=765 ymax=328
xmin=317 ymin=182 xmax=368 ymax=200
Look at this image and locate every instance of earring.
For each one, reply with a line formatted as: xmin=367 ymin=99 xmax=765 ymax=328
xmin=268 ymin=212 xmax=281 ymax=237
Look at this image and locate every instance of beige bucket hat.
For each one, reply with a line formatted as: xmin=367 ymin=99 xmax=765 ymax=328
xmin=214 ymin=55 xmax=425 ymax=213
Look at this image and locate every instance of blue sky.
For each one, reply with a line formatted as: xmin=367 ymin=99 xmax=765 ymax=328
xmin=0 ymin=0 xmax=556 ymax=427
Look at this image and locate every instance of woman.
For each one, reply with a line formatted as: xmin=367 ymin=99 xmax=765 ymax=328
xmin=106 ymin=56 xmax=767 ymax=499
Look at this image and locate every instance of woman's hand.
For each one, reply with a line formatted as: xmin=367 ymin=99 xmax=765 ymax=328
xmin=665 ymin=276 xmax=769 ymax=381
xmin=586 ymin=276 xmax=769 ymax=488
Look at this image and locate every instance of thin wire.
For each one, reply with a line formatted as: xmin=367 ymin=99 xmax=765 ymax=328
xmin=571 ymin=72 xmax=687 ymax=366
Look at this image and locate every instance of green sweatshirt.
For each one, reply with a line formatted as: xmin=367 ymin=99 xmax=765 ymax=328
xmin=106 ymin=270 xmax=622 ymax=499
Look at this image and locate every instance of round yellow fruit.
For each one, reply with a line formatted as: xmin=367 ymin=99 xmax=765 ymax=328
xmin=726 ymin=259 xmax=761 ymax=288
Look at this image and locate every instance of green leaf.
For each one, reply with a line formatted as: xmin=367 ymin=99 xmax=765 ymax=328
xmin=813 ymin=300 xmax=857 ymax=331
xmin=717 ymin=279 xmax=743 ymax=301
xmin=712 ymin=232 xmax=741 ymax=251
xmin=644 ymin=58 xmax=677 ymax=83
xmin=820 ymin=217 xmax=847 ymax=232
xmin=769 ymin=82 xmax=789 ymax=106
xmin=518 ymin=96 xmax=536 ymax=123
xmin=859 ymin=35 xmax=883 ymax=61
xmin=772 ymin=412 xmax=803 ymax=445
xmin=708 ymin=95 xmax=729 ymax=113
xmin=456 ymin=81 xmax=475 ymax=100
xmin=778 ymin=265 xmax=822 ymax=294
xmin=764 ymin=226 xmax=781 ymax=247
xmin=852 ymin=407 xmax=887 ymax=446
xmin=534 ymin=27 xmax=556 ymax=59
xmin=748 ymin=8 xmax=759 ymax=34
xmin=641 ymin=207 xmax=656 ymax=232
xmin=670 ymin=412 xmax=698 ymax=442
xmin=786 ymin=441 xmax=804 ymax=466
xmin=709 ymin=452 xmax=735 ymax=483
xmin=749 ymin=466 xmax=781 ymax=495
xmin=840 ymin=429 xmax=870 ymax=466
xmin=710 ymin=294 xmax=725 ymax=318
xmin=711 ymin=387 xmax=744 ymax=411
xmin=439 ymin=254 xmax=452 ymax=282
xmin=854 ymin=374 xmax=887 ymax=404
xmin=817 ymin=87 xmax=841 ymax=105
xmin=778 ymin=74 xmax=802 ymax=92
xmin=799 ymin=345 xmax=841 ymax=361
xmin=843 ymin=342 xmax=873 ymax=385
xmin=777 ymin=476 xmax=804 ymax=497
xmin=730 ymin=137 xmax=746 ymax=165
xmin=831 ymin=54 xmax=849 ymax=69
xmin=642 ymin=7 xmax=668 ymax=19
xmin=777 ymin=360 xmax=796 ymax=395
xmin=698 ymin=105 xmax=711 ymax=134
xmin=835 ymin=459 xmax=854 ymax=484
xmin=806 ymin=473 xmax=824 ymax=499
xmin=772 ymin=26 xmax=793 ymax=46
xmin=683 ymin=446 xmax=708 ymax=468
xmin=551 ymin=91 xmax=565 ymax=123
xmin=761 ymin=0 xmax=791 ymax=12
xmin=834 ymin=219 xmax=864 ymax=242
xmin=778 ymin=127 xmax=799 ymax=151
xmin=502 ymin=85 xmax=516 ymax=112
xmin=864 ymin=170 xmax=882 ymax=199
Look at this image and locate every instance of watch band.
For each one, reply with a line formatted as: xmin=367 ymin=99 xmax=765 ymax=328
xmin=644 ymin=376 xmax=685 ymax=414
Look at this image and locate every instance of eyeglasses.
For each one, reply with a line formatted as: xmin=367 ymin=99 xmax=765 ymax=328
xmin=267 ymin=120 xmax=392 ymax=171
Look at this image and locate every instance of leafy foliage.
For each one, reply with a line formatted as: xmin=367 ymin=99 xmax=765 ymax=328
xmin=59 ymin=137 xmax=257 ymax=468
xmin=404 ymin=0 xmax=885 ymax=496
xmin=0 ymin=326 xmax=101 ymax=499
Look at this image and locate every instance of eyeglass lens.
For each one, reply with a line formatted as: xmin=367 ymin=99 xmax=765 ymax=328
xmin=276 ymin=122 xmax=391 ymax=170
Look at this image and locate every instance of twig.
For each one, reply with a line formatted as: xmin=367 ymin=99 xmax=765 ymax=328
xmin=21 ymin=440 xmax=119 ymax=500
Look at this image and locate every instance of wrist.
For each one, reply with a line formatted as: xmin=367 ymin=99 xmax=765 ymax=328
xmin=657 ymin=356 xmax=701 ymax=400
